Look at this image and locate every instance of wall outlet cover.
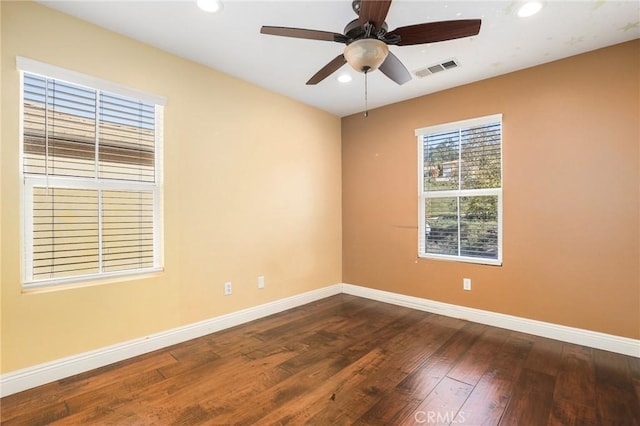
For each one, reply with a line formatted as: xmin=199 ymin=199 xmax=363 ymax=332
xmin=463 ymin=278 xmax=471 ymax=291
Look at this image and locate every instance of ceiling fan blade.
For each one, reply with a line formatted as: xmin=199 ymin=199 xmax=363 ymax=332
xmin=306 ymin=54 xmax=347 ymax=85
xmin=358 ymin=0 xmax=392 ymax=30
xmin=261 ymin=26 xmax=348 ymax=43
xmin=388 ymin=20 xmax=481 ymax=46
xmin=379 ymin=51 xmax=411 ymax=85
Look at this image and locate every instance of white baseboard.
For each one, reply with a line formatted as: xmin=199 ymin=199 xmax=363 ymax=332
xmin=0 ymin=284 xmax=342 ymax=397
xmin=342 ymin=283 xmax=640 ymax=359
xmin=2 ymin=282 xmax=638 ymax=397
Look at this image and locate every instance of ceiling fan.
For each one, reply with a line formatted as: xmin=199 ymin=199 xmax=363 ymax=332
xmin=260 ymin=0 xmax=481 ymax=86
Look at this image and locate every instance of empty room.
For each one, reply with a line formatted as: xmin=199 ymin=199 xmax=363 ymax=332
xmin=1 ymin=0 xmax=639 ymax=424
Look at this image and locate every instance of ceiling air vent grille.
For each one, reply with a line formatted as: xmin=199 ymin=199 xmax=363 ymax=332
xmin=414 ymin=59 xmax=460 ymax=78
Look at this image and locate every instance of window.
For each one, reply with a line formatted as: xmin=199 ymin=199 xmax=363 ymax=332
xmin=19 ymin=58 xmax=165 ymax=289
xmin=417 ymin=114 xmax=502 ymax=265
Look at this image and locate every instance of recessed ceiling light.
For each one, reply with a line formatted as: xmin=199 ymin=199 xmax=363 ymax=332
xmin=197 ymin=0 xmax=223 ymax=13
xmin=337 ymin=74 xmax=352 ymax=83
xmin=517 ymin=1 xmax=543 ymax=17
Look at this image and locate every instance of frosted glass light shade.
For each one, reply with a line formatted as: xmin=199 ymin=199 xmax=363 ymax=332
xmin=344 ymin=39 xmax=389 ymax=73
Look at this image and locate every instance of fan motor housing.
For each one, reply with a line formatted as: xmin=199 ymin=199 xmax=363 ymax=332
xmin=352 ymin=0 xmax=361 ymax=15
xmin=344 ymin=19 xmax=388 ymax=42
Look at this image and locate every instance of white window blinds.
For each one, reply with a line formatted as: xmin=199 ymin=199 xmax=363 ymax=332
xmin=20 ymin=59 xmax=164 ymax=288
xmin=417 ymin=114 xmax=502 ymax=265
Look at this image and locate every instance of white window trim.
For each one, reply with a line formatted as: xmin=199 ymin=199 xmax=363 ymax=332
xmin=18 ymin=59 xmax=165 ymax=289
xmin=416 ymin=114 xmax=503 ymax=266
xmin=16 ymin=57 xmax=166 ymax=106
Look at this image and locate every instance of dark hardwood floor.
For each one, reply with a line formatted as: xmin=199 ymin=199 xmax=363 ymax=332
xmin=1 ymin=294 xmax=639 ymax=425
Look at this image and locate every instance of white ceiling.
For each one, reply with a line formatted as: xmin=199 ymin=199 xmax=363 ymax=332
xmin=38 ymin=0 xmax=639 ymax=117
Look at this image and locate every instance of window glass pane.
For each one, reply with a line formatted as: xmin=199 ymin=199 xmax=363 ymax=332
xmin=32 ymin=187 xmax=99 ymax=280
xmin=460 ymin=122 xmax=501 ymax=190
xmin=423 ymin=130 xmax=459 ymax=191
xmin=425 ymin=197 xmax=459 ymax=255
xmin=21 ymin=65 xmax=162 ymax=287
xmin=23 ymin=73 xmax=97 ymax=178
xmin=102 ymin=190 xmax=155 ymax=272
xmin=460 ymin=195 xmax=499 ymax=259
xmin=419 ymin=115 xmax=502 ymax=263
xmin=99 ymin=92 xmax=155 ymax=182
xmin=23 ymin=74 xmax=47 ymax=175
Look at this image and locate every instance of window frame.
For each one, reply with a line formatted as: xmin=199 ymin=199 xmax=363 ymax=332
xmin=18 ymin=57 xmax=166 ymax=289
xmin=416 ymin=114 xmax=503 ymax=266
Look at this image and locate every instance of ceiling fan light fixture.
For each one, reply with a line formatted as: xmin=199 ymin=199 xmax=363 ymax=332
xmin=344 ymin=38 xmax=389 ymax=73
xmin=337 ymin=74 xmax=353 ymax=83
xmin=197 ymin=0 xmax=223 ymax=13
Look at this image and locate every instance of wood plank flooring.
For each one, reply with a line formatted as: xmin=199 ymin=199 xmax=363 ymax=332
xmin=1 ymin=294 xmax=639 ymax=425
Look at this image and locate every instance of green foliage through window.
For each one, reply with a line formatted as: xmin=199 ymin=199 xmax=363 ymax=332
xmin=418 ymin=115 xmax=502 ymax=264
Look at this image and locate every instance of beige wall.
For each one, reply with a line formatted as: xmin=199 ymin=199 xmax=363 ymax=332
xmin=342 ymin=40 xmax=640 ymax=339
xmin=0 ymin=2 xmax=342 ymax=373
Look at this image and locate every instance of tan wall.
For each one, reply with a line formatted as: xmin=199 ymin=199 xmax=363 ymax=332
xmin=342 ymin=40 xmax=640 ymax=339
xmin=1 ymin=2 xmax=342 ymax=373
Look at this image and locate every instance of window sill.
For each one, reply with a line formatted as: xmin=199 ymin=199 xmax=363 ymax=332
xmin=22 ymin=267 xmax=164 ymax=294
xmin=418 ymin=253 xmax=502 ymax=266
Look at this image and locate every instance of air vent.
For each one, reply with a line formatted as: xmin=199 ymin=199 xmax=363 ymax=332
xmin=414 ymin=59 xmax=460 ymax=78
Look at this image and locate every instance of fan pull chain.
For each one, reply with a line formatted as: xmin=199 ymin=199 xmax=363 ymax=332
xmin=364 ymin=69 xmax=369 ymax=118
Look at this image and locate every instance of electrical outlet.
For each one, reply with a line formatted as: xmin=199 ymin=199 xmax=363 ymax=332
xmin=258 ymin=276 xmax=265 ymax=289
xmin=463 ymin=278 xmax=471 ymax=291
xmin=224 ymin=281 xmax=232 ymax=296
